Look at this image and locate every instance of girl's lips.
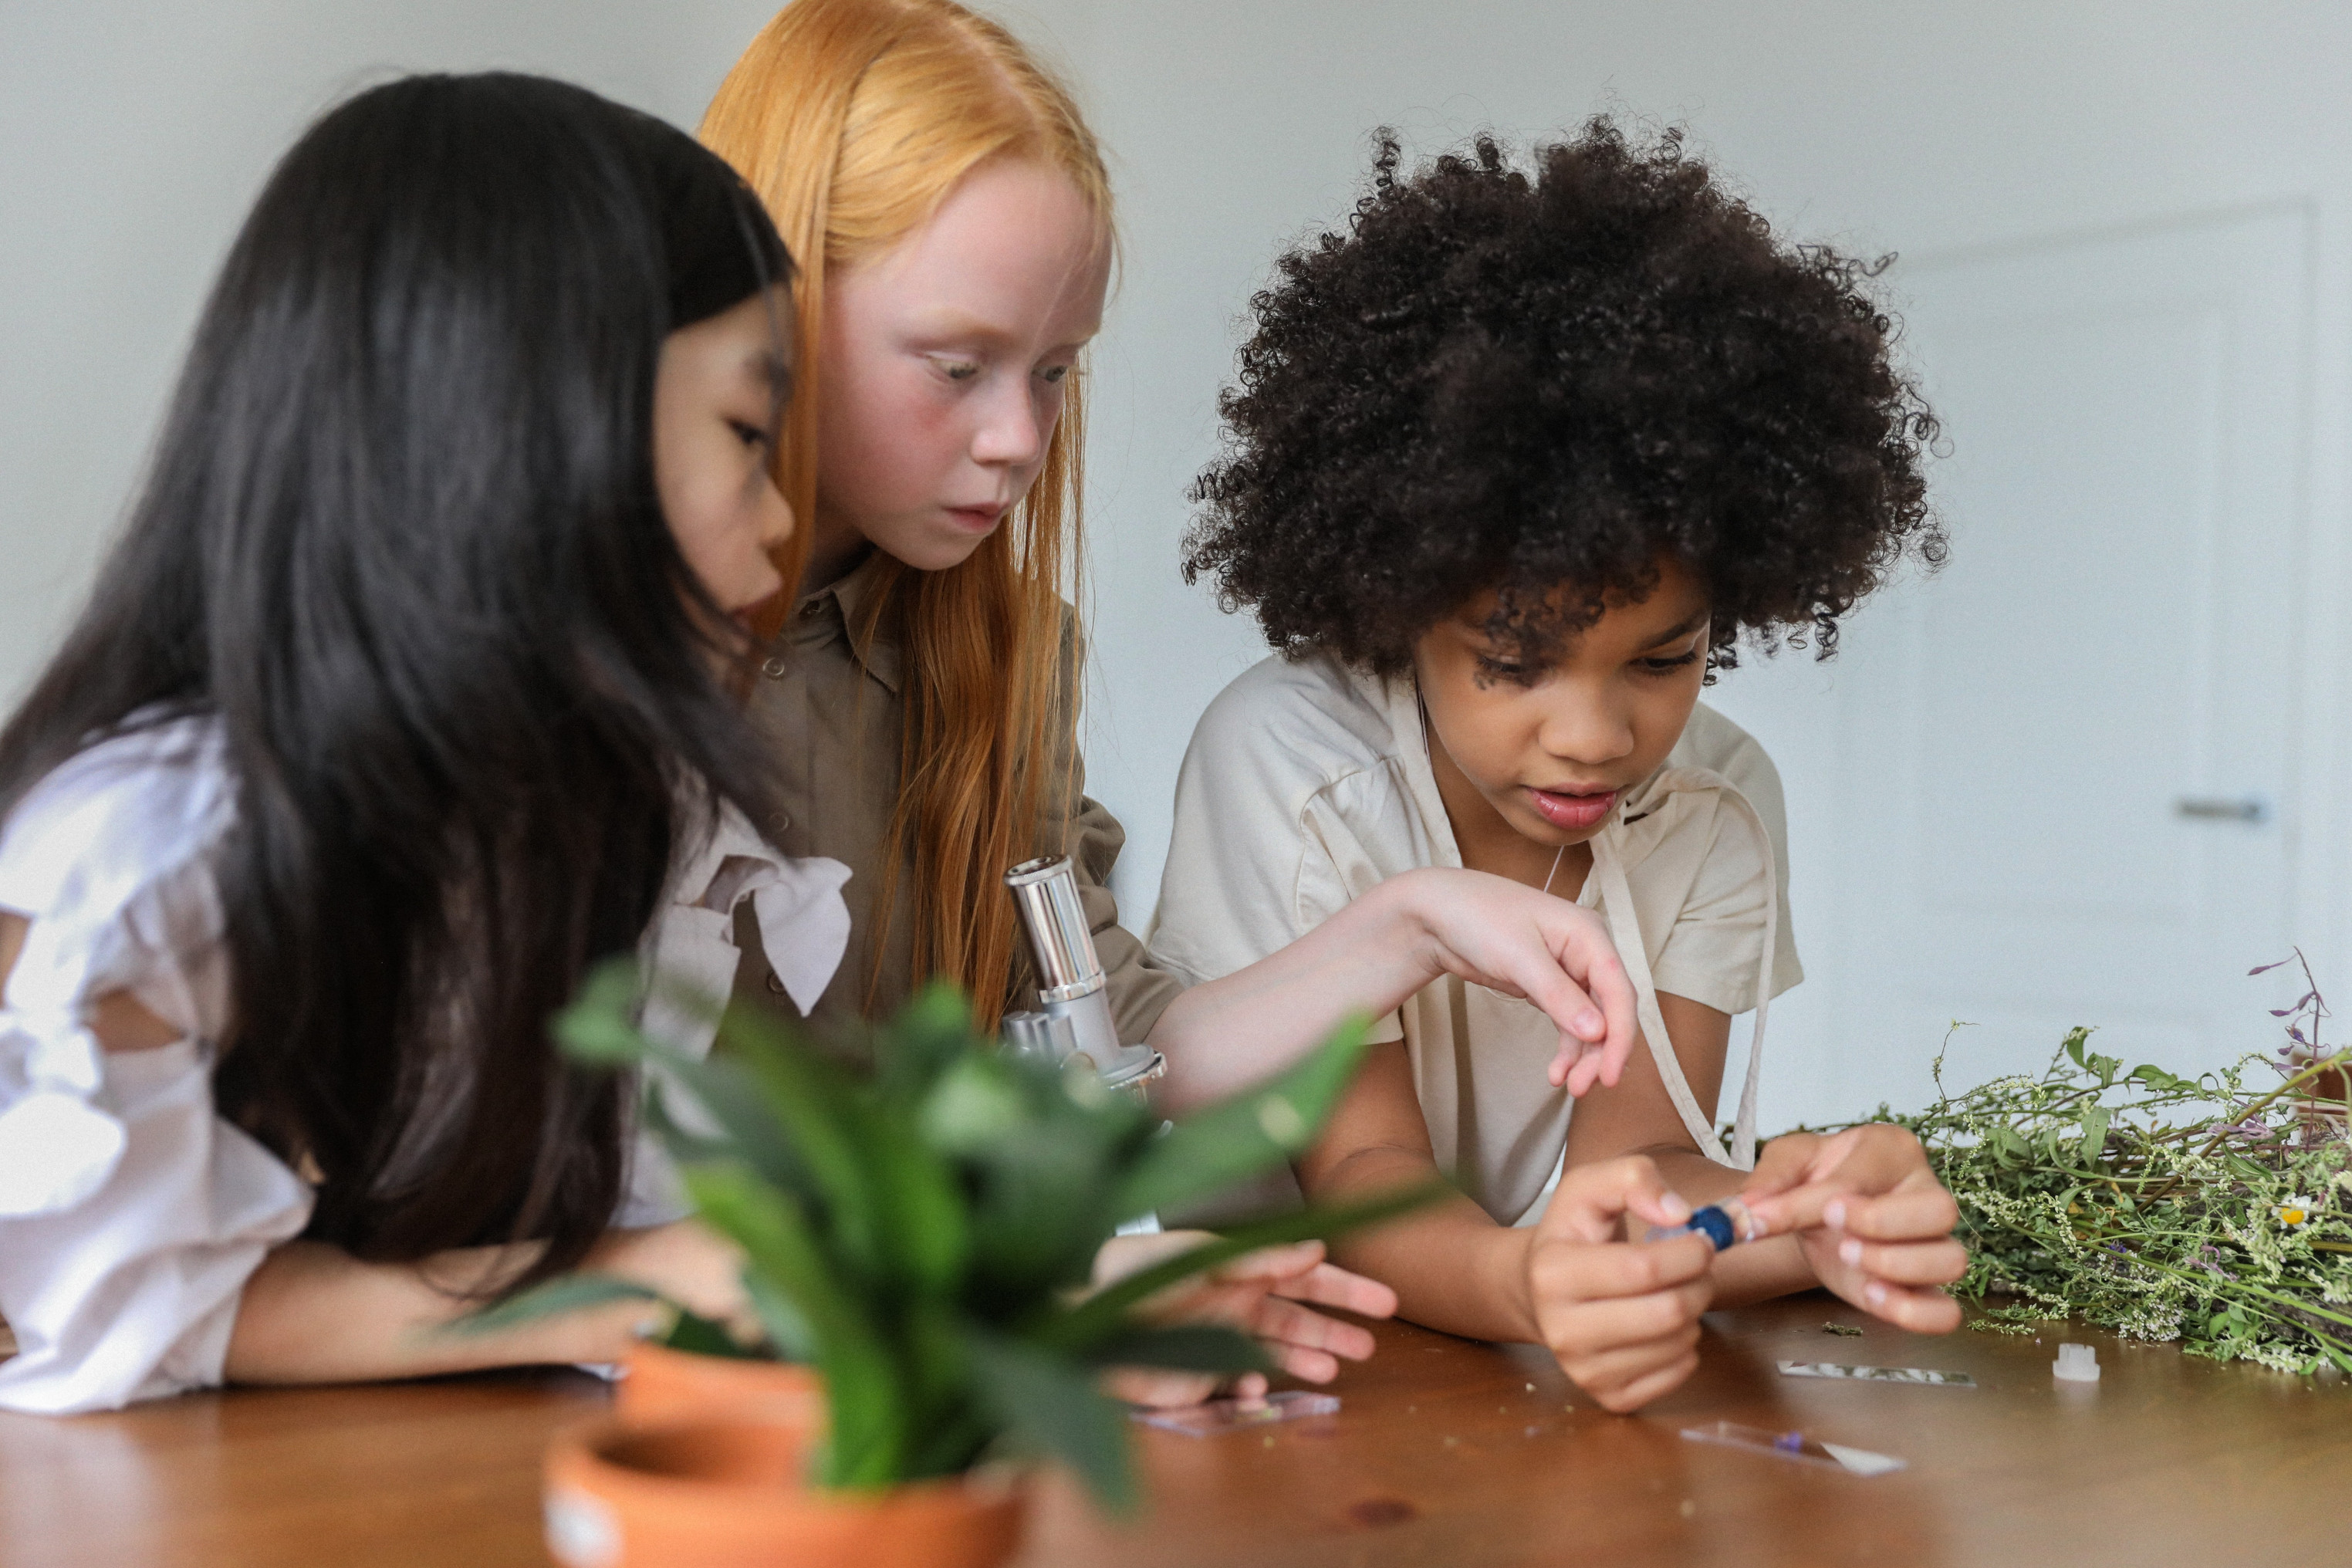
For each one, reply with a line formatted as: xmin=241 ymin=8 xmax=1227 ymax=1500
xmin=1528 ymin=786 xmax=1618 ymax=831
xmin=943 ymin=504 xmax=1005 ymax=535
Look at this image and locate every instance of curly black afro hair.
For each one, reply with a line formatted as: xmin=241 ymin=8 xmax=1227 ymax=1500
xmin=1184 ymin=119 xmax=1944 ymax=678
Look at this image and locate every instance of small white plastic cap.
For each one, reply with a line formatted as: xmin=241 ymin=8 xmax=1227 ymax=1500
xmin=2053 ymin=1343 xmax=2100 ymax=1382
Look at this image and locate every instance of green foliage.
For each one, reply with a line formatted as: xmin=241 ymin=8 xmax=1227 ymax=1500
xmin=1820 ymin=979 xmax=2352 ymax=1377
xmin=535 ymin=966 xmax=1424 ymax=1505
xmin=448 ymin=1271 xmax=755 ymax=1358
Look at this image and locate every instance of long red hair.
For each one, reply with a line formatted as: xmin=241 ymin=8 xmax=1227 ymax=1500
xmin=701 ymin=0 xmax=1109 ymax=1028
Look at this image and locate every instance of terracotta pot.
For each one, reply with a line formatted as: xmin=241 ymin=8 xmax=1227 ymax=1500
xmin=544 ymin=1415 xmax=1027 ymax=1568
xmin=617 ymin=1342 xmax=825 ymax=1429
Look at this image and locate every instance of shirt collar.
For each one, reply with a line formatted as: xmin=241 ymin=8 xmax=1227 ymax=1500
xmin=786 ymin=549 xmax=901 ymax=695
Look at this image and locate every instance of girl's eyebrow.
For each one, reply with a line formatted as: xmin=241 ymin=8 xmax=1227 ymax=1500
xmin=904 ymin=306 xmax=1102 ymax=355
xmin=1637 ymin=612 xmax=1710 ymax=650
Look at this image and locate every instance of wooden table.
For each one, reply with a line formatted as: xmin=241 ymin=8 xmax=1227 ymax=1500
xmin=5 ymin=1294 xmax=2345 ymax=1567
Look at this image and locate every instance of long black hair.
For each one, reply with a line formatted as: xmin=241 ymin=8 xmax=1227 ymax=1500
xmin=0 ymin=73 xmax=792 ymax=1285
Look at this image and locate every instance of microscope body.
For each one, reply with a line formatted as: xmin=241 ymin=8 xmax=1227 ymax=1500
xmin=1001 ymin=856 xmax=1165 ymax=1094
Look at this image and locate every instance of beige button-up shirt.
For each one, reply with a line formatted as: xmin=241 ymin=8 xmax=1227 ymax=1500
xmin=729 ymin=552 xmax=1182 ymax=1046
xmin=1150 ymin=654 xmax=1802 ymax=1222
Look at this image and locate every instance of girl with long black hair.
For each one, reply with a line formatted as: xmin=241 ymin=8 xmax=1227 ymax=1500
xmin=0 ymin=71 xmax=820 ymax=1412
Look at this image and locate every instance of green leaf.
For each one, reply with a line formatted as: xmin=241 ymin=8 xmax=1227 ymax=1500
xmin=553 ymin=958 xmax=657 ymax=1067
xmin=441 ymin=1272 xmax=662 ymax=1337
xmin=1111 ymin=1017 xmax=1373 ymax=1218
xmin=921 ymin=1056 xmax=1030 ymax=1154
xmin=860 ymin=1112 xmax=970 ymax=1294
xmin=1080 ymin=1324 xmax=1268 ymax=1375
xmin=2078 ymin=1106 xmax=2112 ymax=1165
xmin=709 ymin=1002 xmax=891 ymax=1282
xmin=875 ymin=981 xmax=976 ymax=1103
xmin=742 ymin=1269 xmax=815 ymax=1363
xmin=682 ymin=1163 xmax=904 ymax=1487
xmin=643 ymin=1056 xmax=814 ymax=1201
xmin=962 ymin=1326 xmax=1136 ymax=1513
xmin=661 ymin=1307 xmax=762 ymax=1359
xmin=964 ymin=1124 xmax=1125 ymax=1295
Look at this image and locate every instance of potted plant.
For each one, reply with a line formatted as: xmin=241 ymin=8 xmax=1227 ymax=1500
xmin=500 ymin=966 xmax=1426 ymax=1568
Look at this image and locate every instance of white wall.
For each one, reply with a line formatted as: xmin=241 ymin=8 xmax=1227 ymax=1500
xmin=7 ymin=2 xmax=2349 ymax=1129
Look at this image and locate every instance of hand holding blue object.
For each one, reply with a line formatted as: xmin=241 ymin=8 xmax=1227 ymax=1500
xmin=1644 ymin=1195 xmax=1759 ymax=1250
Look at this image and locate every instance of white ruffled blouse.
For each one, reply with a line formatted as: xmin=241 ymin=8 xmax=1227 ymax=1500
xmin=0 ymin=715 xmax=850 ymax=1414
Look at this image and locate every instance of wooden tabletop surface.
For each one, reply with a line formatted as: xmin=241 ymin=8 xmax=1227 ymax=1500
xmin=5 ymin=1293 xmax=2344 ymax=1568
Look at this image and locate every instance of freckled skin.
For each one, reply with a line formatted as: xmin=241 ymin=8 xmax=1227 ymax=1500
xmin=805 ymin=159 xmax=1108 ymax=590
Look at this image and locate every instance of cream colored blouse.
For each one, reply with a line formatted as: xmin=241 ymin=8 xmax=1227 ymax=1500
xmin=1147 ymin=654 xmax=1802 ymax=1225
xmin=0 ymin=716 xmax=850 ymax=1413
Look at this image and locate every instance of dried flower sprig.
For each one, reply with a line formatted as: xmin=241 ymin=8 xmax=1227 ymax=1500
xmin=1816 ymin=955 xmax=2352 ymax=1376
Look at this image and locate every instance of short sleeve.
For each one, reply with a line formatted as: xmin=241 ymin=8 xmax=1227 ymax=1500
xmin=1641 ymin=798 xmax=1777 ymax=1015
xmin=0 ymin=721 xmax=313 ymax=1413
xmin=1147 ymin=668 xmax=1405 ymax=1048
xmin=1063 ymin=791 xmax=1184 ymax=1048
xmin=1647 ymin=708 xmax=1803 ymax=1012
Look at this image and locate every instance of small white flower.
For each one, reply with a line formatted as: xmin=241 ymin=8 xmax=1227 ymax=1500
xmin=2276 ymin=1196 xmax=2317 ymax=1230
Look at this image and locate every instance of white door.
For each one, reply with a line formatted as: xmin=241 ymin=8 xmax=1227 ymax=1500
xmin=1710 ymin=207 xmax=2313 ymax=1123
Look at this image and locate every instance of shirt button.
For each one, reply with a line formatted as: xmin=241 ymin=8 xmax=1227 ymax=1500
xmin=760 ymin=655 xmax=789 ymax=680
xmin=765 ymin=972 xmax=786 ymax=996
xmin=768 ymin=812 xmax=791 ymax=834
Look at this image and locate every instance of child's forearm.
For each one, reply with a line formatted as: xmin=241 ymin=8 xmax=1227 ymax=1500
xmin=224 ymin=1221 xmax=743 ymax=1386
xmin=1307 ymin=1144 xmax=1539 ymax=1347
xmin=224 ymin=1240 xmax=654 ymax=1385
xmin=1145 ymin=876 xmax=1443 ymax=1115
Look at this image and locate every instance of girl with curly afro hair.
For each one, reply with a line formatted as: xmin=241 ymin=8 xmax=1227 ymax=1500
xmin=1148 ymin=120 xmax=1965 ymax=1413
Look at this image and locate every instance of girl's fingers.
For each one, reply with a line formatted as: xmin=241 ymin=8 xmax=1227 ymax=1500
xmin=1539 ymin=1155 xmax=1695 ymax=1244
xmin=1739 ymin=1130 xmax=1840 ymax=1208
xmin=1544 ymin=1279 xmax=1712 ymax=1354
xmin=1857 ymin=1282 xmax=1962 ymax=1334
xmin=1206 ymin=1239 xmax=1326 ymax=1285
xmin=1268 ymin=1260 xmax=1399 ymax=1319
xmin=1580 ymin=1347 xmax=1702 ymax=1414
xmin=1243 ymin=1297 xmax=1379 ymax=1362
xmin=1835 ymin=1184 xmax=1961 ymax=1243
xmin=1269 ymin=1343 xmax=1343 ymax=1383
xmin=1103 ymin=1366 xmax=1222 ymax=1408
xmin=1091 ymin=1228 xmax=1219 ymax=1288
xmin=1556 ymin=1036 xmax=1610 ymax=1097
xmin=1501 ymin=907 xmax=1636 ymax=1082
xmin=1548 ymin=1313 xmax=1705 ymax=1405
xmin=1833 ymin=1235 xmax=1969 ymax=1286
xmin=1556 ymin=924 xmax=1640 ymax=1079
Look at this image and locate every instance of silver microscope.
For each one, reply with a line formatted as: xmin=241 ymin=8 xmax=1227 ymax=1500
xmin=1000 ymin=855 xmax=1165 ymax=1094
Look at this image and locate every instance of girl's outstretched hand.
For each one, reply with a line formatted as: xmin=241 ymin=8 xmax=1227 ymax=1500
xmin=1738 ymin=1125 xmax=1968 ymax=1333
xmin=1089 ymin=1232 xmax=1398 ymax=1409
xmin=1388 ymin=867 xmax=1639 ymax=1097
xmin=1525 ymin=1155 xmax=1717 ymax=1412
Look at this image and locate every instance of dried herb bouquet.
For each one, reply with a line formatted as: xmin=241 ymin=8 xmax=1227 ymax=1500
xmin=1830 ymin=958 xmax=2352 ymax=1374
